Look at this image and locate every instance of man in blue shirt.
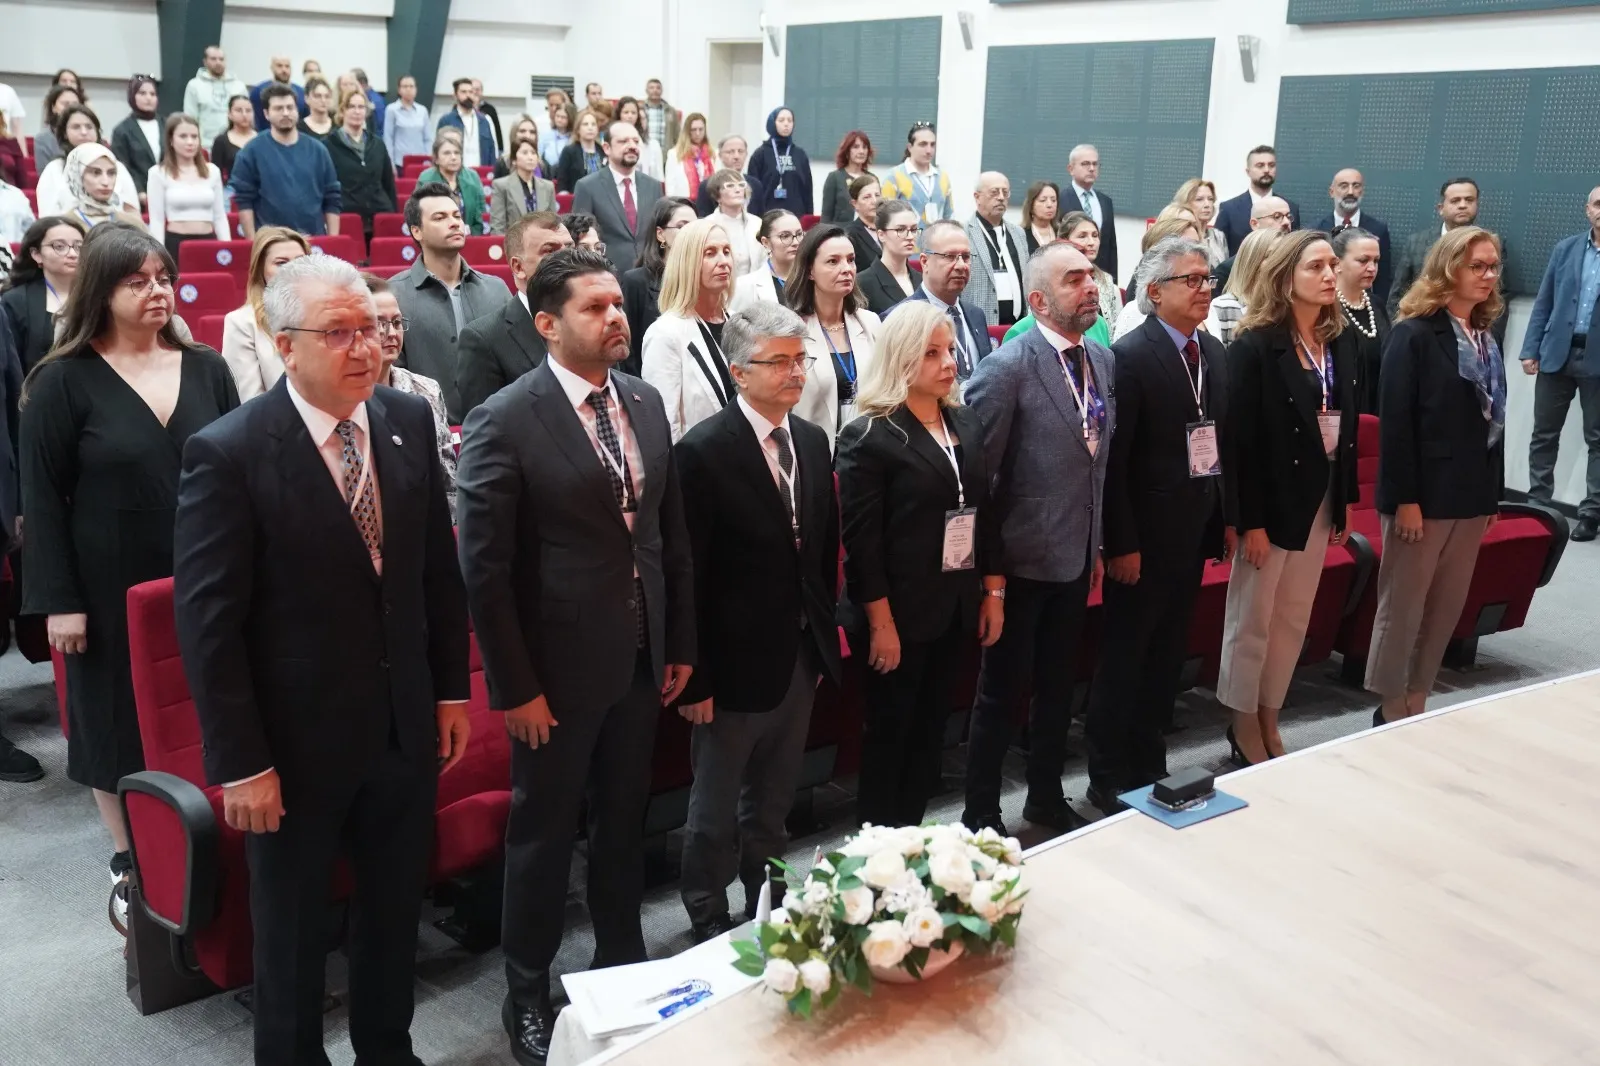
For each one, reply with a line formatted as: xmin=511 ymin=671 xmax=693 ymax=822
xmin=230 ymin=85 xmax=342 ymax=238
xmin=1523 ymin=184 xmax=1600 ymax=541
xmin=249 ymin=55 xmax=307 ymax=131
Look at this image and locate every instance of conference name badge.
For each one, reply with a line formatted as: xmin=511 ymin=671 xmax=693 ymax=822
xmin=1186 ymin=420 xmax=1220 ymax=478
xmin=992 ymin=264 xmax=1019 ymax=306
xmin=1318 ymin=412 xmax=1339 ymax=455
xmin=942 ymin=507 xmax=977 ymax=572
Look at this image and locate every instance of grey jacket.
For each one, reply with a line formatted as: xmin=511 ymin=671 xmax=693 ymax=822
xmin=963 ymin=323 xmax=1115 ymax=583
xmin=390 ymin=257 xmax=511 ymax=422
xmin=964 ymin=216 xmax=1029 ymax=327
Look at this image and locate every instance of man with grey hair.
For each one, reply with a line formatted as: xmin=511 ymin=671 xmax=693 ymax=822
xmin=1065 ymin=144 xmax=1118 ymax=278
xmin=905 ymin=219 xmax=992 ymax=379
xmin=962 ymin=241 xmax=1114 ymax=836
xmin=1215 ymin=195 xmax=1294 ymax=291
xmin=1084 ymin=236 xmax=1231 ymax=815
xmin=174 ymin=252 xmax=470 ymax=1065
xmin=672 ymin=301 xmax=842 ymax=941
xmin=965 ymin=170 xmax=1030 ymax=327
xmin=696 ymin=133 xmax=766 ymax=216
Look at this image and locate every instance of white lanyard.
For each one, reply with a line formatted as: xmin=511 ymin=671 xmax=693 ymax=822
xmin=932 ymin=412 xmax=965 ymax=508
xmin=1178 ymin=341 xmax=1205 ymax=418
xmin=769 ymin=428 xmax=799 ymax=535
xmin=1056 ymin=347 xmax=1094 ymax=440
xmin=589 ymin=391 xmax=636 ymax=508
xmin=1299 ymin=333 xmax=1332 ymax=412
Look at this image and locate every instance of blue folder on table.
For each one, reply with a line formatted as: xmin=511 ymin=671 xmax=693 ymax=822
xmin=1118 ymin=785 xmax=1248 ymax=829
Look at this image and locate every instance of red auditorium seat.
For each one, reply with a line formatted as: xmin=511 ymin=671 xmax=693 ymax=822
xmin=224 ymin=212 xmax=248 ymax=240
xmin=471 ymin=165 xmax=494 ymax=183
xmin=987 ymin=324 xmax=1006 ymax=345
xmin=373 ymin=212 xmax=406 ymax=238
xmin=339 ymin=214 xmax=366 ymax=257
xmin=800 ymin=214 xmax=820 ymax=231
xmin=308 ymin=234 xmax=363 ymax=265
xmin=461 ymin=234 xmax=506 ymax=266
xmin=193 ymin=314 xmax=226 ymax=353
xmin=556 ymin=191 xmax=573 ymax=213
xmin=171 ymin=273 xmax=239 ymax=318
xmin=396 ymin=178 xmax=418 ymax=202
xmin=368 ymin=237 xmax=421 ymax=269
xmin=177 ymin=240 xmax=252 ymax=289
xmin=117 ymin=578 xmax=511 ymax=1012
xmin=475 ymin=264 xmax=514 ymax=290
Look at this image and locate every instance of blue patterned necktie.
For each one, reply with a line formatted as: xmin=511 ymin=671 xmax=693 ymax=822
xmin=335 ymin=420 xmax=382 ymax=563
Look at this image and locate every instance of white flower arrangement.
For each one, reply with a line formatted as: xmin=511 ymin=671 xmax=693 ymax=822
xmin=730 ymin=822 xmax=1027 ymax=1017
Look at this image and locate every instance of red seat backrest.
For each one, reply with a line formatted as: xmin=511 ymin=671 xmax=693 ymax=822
xmin=126 ymin=579 xmax=208 ymax=788
xmin=987 ymin=324 xmax=1006 ymax=343
xmin=369 ymin=237 xmax=420 ymax=268
xmin=339 ymin=214 xmax=366 ymax=256
xmin=1353 ymin=413 xmax=1380 ymax=511
xmin=800 ymin=214 xmax=820 ymax=231
xmin=178 ymin=240 xmax=252 ymax=288
xmin=194 ymin=314 xmax=226 ymax=353
xmin=173 ymin=272 xmax=240 ymax=317
xmin=396 ymin=178 xmax=418 ymax=202
xmin=475 ymin=264 xmax=514 ymax=290
xmin=373 ymin=212 xmax=406 ymax=238
xmin=461 ymin=234 xmax=507 ymax=266
xmin=402 ymin=160 xmax=429 ymax=179
xmin=556 ymin=192 xmax=573 ymax=213
xmin=225 ymin=212 xmax=249 ymax=240
xmin=309 ymin=234 xmax=363 ymax=265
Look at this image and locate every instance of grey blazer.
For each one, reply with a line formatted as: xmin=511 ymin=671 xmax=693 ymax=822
xmin=963 ymin=323 xmax=1116 ymax=583
xmin=569 ymin=167 xmax=664 ymax=273
xmin=489 ymin=172 xmax=558 ymax=235
xmin=963 ymin=216 xmax=1029 ymax=327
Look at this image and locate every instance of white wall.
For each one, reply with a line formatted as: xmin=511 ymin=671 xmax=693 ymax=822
xmin=222 ymin=0 xmax=391 ymax=95
xmin=437 ymin=0 xmax=567 ymax=127
xmin=0 ymin=0 xmax=163 ymax=132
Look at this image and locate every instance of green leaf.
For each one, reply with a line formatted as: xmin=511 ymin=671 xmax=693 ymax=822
xmin=912 ymin=859 xmax=929 ymax=879
xmin=820 ymin=982 xmax=841 ymax=1008
xmin=758 ymin=924 xmax=781 ymax=952
xmin=836 ymin=855 xmax=866 ymax=878
xmin=732 ymin=954 xmax=765 ymax=978
xmin=956 ymin=914 xmax=992 ymax=938
xmin=790 ymin=988 xmax=812 ymax=1019
xmin=849 ymin=957 xmax=873 ymax=993
xmin=903 ymin=948 xmax=926 ymax=980
xmin=836 ymin=875 xmax=863 ymax=892
xmin=941 ymin=912 xmax=962 ymax=928
xmin=770 ymin=858 xmax=799 ymax=879
xmin=731 ymin=938 xmax=763 ymax=962
xmin=997 ymin=919 xmax=1017 ymax=948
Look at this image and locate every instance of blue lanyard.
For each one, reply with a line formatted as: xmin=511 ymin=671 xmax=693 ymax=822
xmin=822 ymin=321 xmax=856 ymax=383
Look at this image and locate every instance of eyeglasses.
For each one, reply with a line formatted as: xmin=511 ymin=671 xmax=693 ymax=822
xmin=589 ymin=241 xmax=608 ymax=255
xmin=45 ymin=240 xmax=83 ymax=255
xmin=748 ymin=355 xmax=816 ymax=373
xmin=1260 ymin=211 xmax=1292 ymax=223
xmin=1156 ymin=272 xmax=1219 ymax=291
xmin=769 ymin=231 xmax=804 ymax=244
xmin=881 ymin=226 xmax=919 ymax=238
xmin=1465 ymin=261 xmax=1501 ymax=278
xmin=922 ymin=250 xmax=973 ymax=265
xmin=376 ymin=316 xmax=409 ymax=335
xmin=124 ymin=274 xmax=175 ymax=296
xmin=283 ymin=325 xmax=381 ymax=349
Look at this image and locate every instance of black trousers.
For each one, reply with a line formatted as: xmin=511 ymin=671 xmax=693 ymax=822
xmin=245 ymin=741 xmax=437 ymax=1066
xmin=1084 ymin=545 xmax=1208 ymax=795
xmin=502 ymin=649 xmax=658 ymax=1004
xmin=1528 ymin=348 xmax=1600 ymax=522
xmin=963 ymin=572 xmax=1090 ymax=819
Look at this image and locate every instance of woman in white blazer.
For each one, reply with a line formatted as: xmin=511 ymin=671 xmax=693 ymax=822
xmin=729 ymin=208 xmax=804 ymax=314
xmin=703 ymin=167 xmax=766 ymax=279
xmin=641 ymin=215 xmax=738 ymax=442
xmin=221 ymin=226 xmax=308 ymax=400
xmin=786 ymin=221 xmax=882 ymax=445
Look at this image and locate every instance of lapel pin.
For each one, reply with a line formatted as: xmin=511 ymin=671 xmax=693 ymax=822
xmin=632 ymin=393 xmax=642 ymax=402
xmin=391 ymin=435 xmax=402 ymax=446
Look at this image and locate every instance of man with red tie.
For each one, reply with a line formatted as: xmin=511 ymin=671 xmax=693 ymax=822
xmin=570 ymin=121 xmax=664 ymax=273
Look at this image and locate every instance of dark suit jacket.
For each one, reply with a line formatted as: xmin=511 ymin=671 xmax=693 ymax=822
xmin=695 ymin=172 xmax=765 ymax=219
xmin=1315 ymin=211 xmax=1394 ymax=310
xmin=621 ymin=266 xmax=662 ymax=377
xmin=1224 ymin=323 xmax=1361 ymax=551
xmin=847 ymin=218 xmax=881 ymax=272
xmin=904 ymin=288 xmax=995 ymax=375
xmin=857 ymin=260 xmax=921 ymax=316
xmin=1065 ymin=185 xmax=1118 ymax=280
xmin=570 ymin=168 xmax=664 ymax=273
xmin=1216 ymin=191 xmax=1301 ymax=256
xmin=456 ymin=295 xmax=546 ymax=414
xmin=1103 ymin=315 xmax=1228 ymax=565
xmin=836 ymin=404 xmax=997 ymax=645
xmin=173 ymin=381 xmax=470 ymax=791
xmin=675 ymin=403 xmax=841 ymax=711
xmin=0 ymin=301 xmax=20 ymax=551
xmin=454 ymin=361 xmax=695 ymax=715
xmin=1377 ymin=310 xmax=1504 ymax=519
xmin=111 ymin=115 xmax=162 ymax=197
xmin=1 ymin=279 xmax=51 ymax=374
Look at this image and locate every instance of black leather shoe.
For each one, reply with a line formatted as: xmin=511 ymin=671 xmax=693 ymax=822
xmin=1084 ymin=784 xmax=1126 ymax=817
xmin=1225 ymin=726 xmax=1268 ymax=769
xmin=503 ymin=992 xmax=556 ymax=1066
xmin=0 ymin=735 xmax=43 ymax=783
xmin=691 ymin=912 xmax=739 ymax=944
xmin=1021 ymin=796 xmax=1089 ymax=832
xmin=959 ymin=810 xmax=1009 ymax=836
xmin=1572 ymin=518 xmax=1597 ymax=542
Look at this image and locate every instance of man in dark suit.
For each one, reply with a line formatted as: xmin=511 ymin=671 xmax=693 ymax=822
xmin=962 ymin=242 xmax=1115 ymax=836
xmin=1084 ymin=238 xmax=1230 ymax=814
xmin=902 ymin=220 xmax=993 ymax=382
xmin=570 ymin=121 xmax=664 ymax=273
xmin=455 ymin=212 xmax=573 ymax=412
xmin=1215 ymin=145 xmax=1301 ymax=256
xmin=455 ymin=248 xmax=695 ymax=1066
xmin=674 ymin=302 xmax=841 ymax=942
xmin=174 ymin=255 xmax=471 ymax=1065
xmin=1064 ymin=144 xmax=1117 ymax=280
xmin=1388 ymin=177 xmax=1507 ymax=345
xmin=0 ymin=302 xmax=39 ymax=782
xmin=1314 ymin=167 xmax=1394 ymax=309
xmin=695 ymin=134 xmax=765 ymax=218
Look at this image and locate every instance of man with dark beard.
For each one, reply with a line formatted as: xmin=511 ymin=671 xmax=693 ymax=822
xmin=1215 ymin=144 xmax=1301 ymax=256
xmin=1314 ymin=167 xmax=1393 ymax=308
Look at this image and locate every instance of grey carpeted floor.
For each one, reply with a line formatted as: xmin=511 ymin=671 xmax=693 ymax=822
xmin=3 ymin=540 xmax=1598 ymax=1065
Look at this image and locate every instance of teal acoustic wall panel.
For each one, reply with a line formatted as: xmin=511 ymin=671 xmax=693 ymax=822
xmin=1289 ymin=0 xmax=1596 ymax=25
xmin=784 ymin=18 xmax=942 ymax=161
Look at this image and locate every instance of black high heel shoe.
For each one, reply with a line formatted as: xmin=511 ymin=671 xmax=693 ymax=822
xmin=1372 ymin=706 xmax=1386 ymax=728
xmin=1225 ymin=726 xmax=1268 ymax=768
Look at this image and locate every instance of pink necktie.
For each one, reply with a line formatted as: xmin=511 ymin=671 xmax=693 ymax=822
xmin=622 ymin=177 xmax=637 ymax=231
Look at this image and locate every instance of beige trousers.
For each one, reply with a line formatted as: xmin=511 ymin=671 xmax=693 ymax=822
xmin=1216 ymin=499 xmax=1334 ymax=713
xmin=1363 ymin=515 xmax=1488 ymax=699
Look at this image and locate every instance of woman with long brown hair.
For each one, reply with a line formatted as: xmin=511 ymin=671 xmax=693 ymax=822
xmin=20 ymin=225 xmax=237 ymax=931
xmin=665 ymin=112 xmax=714 ymax=200
xmin=146 ymin=113 xmax=228 ymax=257
xmin=220 ymin=225 xmax=309 ymax=398
xmin=1217 ymin=230 xmax=1361 ymax=764
xmin=1368 ymin=226 xmax=1505 ymax=725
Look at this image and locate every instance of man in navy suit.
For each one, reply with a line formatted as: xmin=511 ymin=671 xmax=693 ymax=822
xmin=900 ymin=220 xmax=994 ymax=382
xmin=1314 ymin=168 xmax=1394 ymax=309
xmin=1523 ymin=184 xmax=1600 ymax=542
xmin=1063 ymin=145 xmax=1117 ymax=280
xmin=1215 ymin=145 xmax=1300 ymax=256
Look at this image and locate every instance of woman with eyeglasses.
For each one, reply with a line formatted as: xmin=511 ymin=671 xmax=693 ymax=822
xmin=704 ymin=167 xmax=764 ymax=279
xmin=856 ymin=200 xmax=922 ymax=315
xmin=881 ymin=122 xmax=951 ymax=229
xmin=1331 ymin=226 xmax=1390 ymax=413
xmin=2 ymin=216 xmax=88 ymax=373
xmin=362 ymin=273 xmax=457 ymax=520
xmin=836 ymin=301 xmax=1001 ymax=827
xmin=730 ymin=209 xmax=803 ymax=313
xmin=788 ymin=222 xmax=881 ymax=443
xmin=846 ymin=174 xmax=883 ymax=271
xmin=20 ymin=225 xmax=238 ymax=931
xmin=221 ymin=226 xmax=308 ymax=399
xmin=622 ymin=196 xmax=695 ymax=374
xmin=643 ymin=215 xmax=738 ymax=442
xmin=1217 ymin=230 xmax=1361 ymax=765
xmin=1368 ymin=227 xmax=1505 ymax=726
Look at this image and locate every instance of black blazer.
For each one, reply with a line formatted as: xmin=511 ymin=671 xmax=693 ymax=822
xmin=836 ymin=404 xmax=997 ymax=645
xmin=1342 ymin=298 xmax=1392 ymax=414
xmin=455 ymin=361 xmax=696 ymax=714
xmin=1314 ymin=212 xmax=1393 ymax=309
xmin=1224 ymin=323 xmax=1361 ymax=551
xmin=324 ymin=130 xmax=397 ymax=220
xmin=1 ymin=279 xmax=52 ymax=374
xmin=0 ymin=300 xmax=21 ymax=551
xmin=173 ymin=381 xmax=470 ymax=790
xmin=857 ymin=260 xmax=920 ymax=316
xmin=621 ymin=265 xmax=662 ymax=377
xmin=456 ymin=295 xmax=546 ymax=414
xmin=554 ymin=141 xmax=600 ymax=194
xmin=1065 ymin=186 xmax=1118 ymax=280
xmin=847 ymin=219 xmax=881 ymax=272
xmin=1103 ymin=315 xmax=1228 ymax=565
xmin=111 ymin=116 xmax=162 ymax=197
xmin=674 ymin=403 xmax=841 ymax=711
xmin=1376 ymin=310 xmax=1504 ymax=519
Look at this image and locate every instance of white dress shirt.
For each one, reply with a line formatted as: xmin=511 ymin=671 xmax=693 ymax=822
xmin=1073 ymin=182 xmax=1099 ymax=226
xmin=737 ymin=394 xmax=799 ymax=529
xmin=457 ymin=109 xmax=483 ymax=168
xmin=546 ymin=357 xmax=646 ymax=544
xmin=286 ymin=380 xmax=384 ymax=574
xmin=921 ymin=288 xmax=980 ymax=375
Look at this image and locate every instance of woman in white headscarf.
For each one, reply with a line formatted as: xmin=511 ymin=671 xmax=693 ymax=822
xmin=62 ymin=143 xmax=144 ymax=230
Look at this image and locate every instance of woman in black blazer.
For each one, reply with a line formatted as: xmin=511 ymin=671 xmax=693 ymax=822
xmin=1368 ymin=227 xmax=1506 ymax=725
xmin=845 ymin=173 xmax=883 ymax=271
xmin=856 ymin=200 xmax=922 ymax=316
xmin=1 ymin=216 xmax=86 ymax=374
xmin=1332 ymin=226 xmax=1392 ymax=413
xmin=621 ymin=196 xmax=695 ymax=376
xmin=1217 ymin=231 xmax=1361 ymax=764
xmin=109 ymin=76 xmax=162 ymax=205
xmin=554 ymin=110 xmax=604 ymax=194
xmin=837 ymin=301 xmax=1003 ymax=828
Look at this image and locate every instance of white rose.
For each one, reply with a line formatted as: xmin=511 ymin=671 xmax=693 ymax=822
xmin=967 ymin=844 xmax=1000 ymax=878
xmin=782 ymin=891 xmax=801 ymax=915
xmin=801 ymin=879 xmax=834 ymax=916
xmin=928 ymin=847 xmax=976 ymax=900
xmin=763 ymin=958 xmax=799 ymax=995
xmin=969 ymin=880 xmax=1004 ymax=923
xmin=973 ymin=826 xmax=1005 ymax=849
xmin=1003 ymin=837 xmax=1023 ymax=866
xmin=903 ymin=906 xmax=945 ymax=948
xmin=894 ymin=826 xmax=926 ymax=857
xmin=923 ymin=825 xmax=965 ymax=854
xmin=839 ymin=885 xmax=875 ymax=925
xmin=862 ymin=919 xmax=911 ymax=970
xmin=798 ymin=958 xmax=832 ymax=996
xmin=861 ymin=848 xmax=907 ymax=889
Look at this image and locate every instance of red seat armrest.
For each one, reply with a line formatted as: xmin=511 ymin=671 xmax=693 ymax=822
xmin=1497 ymin=500 xmax=1569 ymax=587
xmin=119 ymin=771 xmax=221 ymax=938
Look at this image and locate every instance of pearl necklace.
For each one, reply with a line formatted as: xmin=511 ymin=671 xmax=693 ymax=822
xmin=1338 ymin=290 xmax=1377 ymax=339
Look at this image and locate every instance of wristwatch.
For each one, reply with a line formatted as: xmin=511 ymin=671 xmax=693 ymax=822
xmin=983 ymin=588 xmax=1006 ymax=600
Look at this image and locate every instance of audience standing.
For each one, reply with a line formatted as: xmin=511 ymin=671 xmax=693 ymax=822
xmin=353 ymin=68 xmax=385 ymax=131
xmin=297 ymin=75 xmax=336 ymax=140
xmin=730 ymin=209 xmax=803 ymax=313
xmin=29 ymin=85 xmax=84 ymax=171
xmin=221 ymin=226 xmax=308 ymax=399
xmin=906 ymin=220 xmax=992 ymax=381
xmin=746 ymin=107 xmax=813 ymax=217
xmin=0 ymin=298 xmax=31 ymax=781
xmin=1214 ymin=195 xmax=1293 ymax=292
xmin=642 ymin=80 xmax=682 ymax=154
xmin=456 ymin=212 xmax=572 ymax=412
xmin=1210 ymin=228 xmax=1277 ymax=347
xmin=36 ymin=107 xmax=140 ymax=215
xmin=325 ymin=91 xmax=397 ymax=244
xmin=490 ymin=137 xmax=557 ymax=234
xmin=1114 ymin=216 xmax=1204 ymax=340
xmin=418 ymin=129 xmax=488 ymax=236
xmin=109 ymin=76 xmax=163 ymax=207
xmin=621 ymin=197 xmax=695 ymax=375
xmin=703 ymin=168 xmax=763 ymax=279
xmin=541 ymin=98 xmax=576 ymax=174
xmin=469 ymin=79 xmax=503 ymax=156
xmin=208 ymin=94 xmax=256 ymax=180
xmin=22 ymin=225 xmax=239 ymax=932
xmin=229 ymin=84 xmax=342 ymax=238
xmin=554 ymin=109 xmax=604 ymax=194
xmin=846 ymin=174 xmax=882 ymax=270
xmin=183 ymin=45 xmax=248 ymax=145
xmin=1216 ymin=145 xmax=1300 ymax=255
xmin=693 ymin=135 xmax=764 ymax=218
xmin=61 ymin=144 xmax=145 ymax=231
xmin=1332 ymin=226 xmax=1390 ymax=413
xmin=571 ymin=121 xmax=663 ymax=273
xmin=665 ymin=112 xmax=714 ymax=200
xmin=1315 ymin=168 xmax=1393 ymax=309
xmin=383 ymin=75 xmax=430 ymax=167
xmin=821 ymin=130 xmax=875 ymax=227
xmin=146 ymin=114 xmax=228 ymax=257
xmin=642 ymin=216 xmax=737 ymax=441
xmin=1020 ymin=180 xmax=1060 ymax=255
xmin=882 ymin=122 xmax=951 ymax=228
xmin=492 ymin=116 xmax=543 ymax=180
xmin=0 ymin=111 xmax=25 ymax=191
xmin=363 ymin=272 xmax=458 ymax=517
xmin=0 ymin=79 xmax=24 ymax=133
xmin=788 ymin=224 xmax=880 ymax=443
xmin=1002 ymin=211 xmax=1116 ymax=348
xmin=1063 ymin=145 xmax=1117 ymax=280
xmin=966 ymin=171 xmax=1029 ymax=328
xmin=1391 ymin=178 xmax=1505 ymax=344
xmin=437 ymin=78 xmax=496 ymax=170
xmin=250 ymin=55 xmax=307 ymax=131
xmin=2 ymin=216 xmax=86 ymax=373
xmin=0 ymin=166 xmax=32 ymax=246
xmin=857 ymin=200 xmax=922 ymax=316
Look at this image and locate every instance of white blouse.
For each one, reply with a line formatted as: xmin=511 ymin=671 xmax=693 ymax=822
xmin=146 ymin=166 xmax=228 ymax=241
